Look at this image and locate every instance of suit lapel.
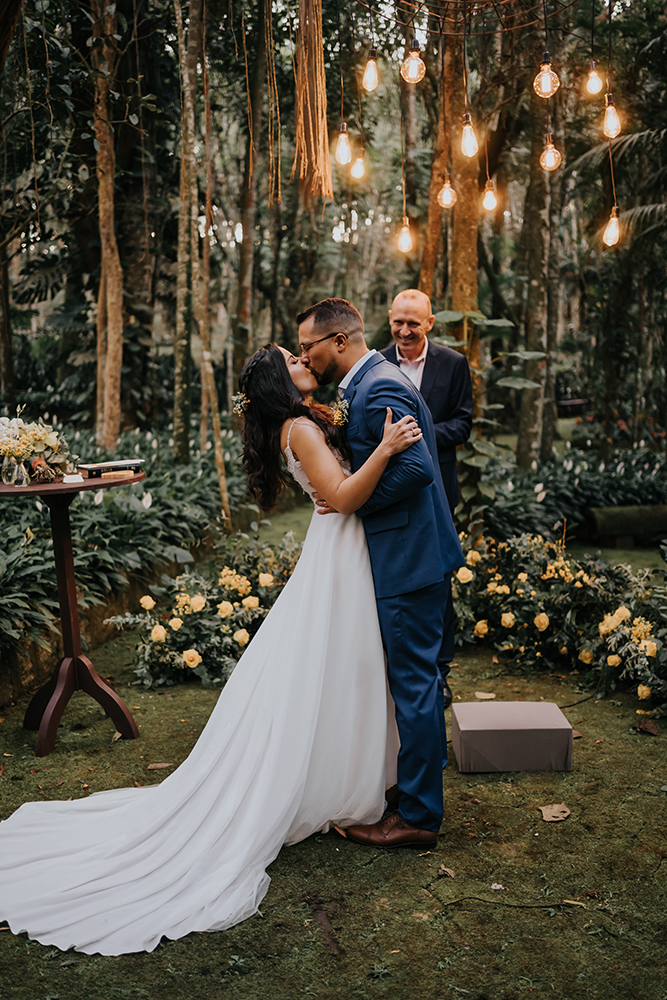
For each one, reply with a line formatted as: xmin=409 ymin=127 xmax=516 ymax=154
xmin=343 ymin=353 xmax=385 ymax=404
xmin=419 ymin=341 xmax=438 ymax=404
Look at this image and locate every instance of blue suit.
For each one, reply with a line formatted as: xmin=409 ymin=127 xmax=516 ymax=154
xmin=343 ymin=353 xmax=464 ymax=831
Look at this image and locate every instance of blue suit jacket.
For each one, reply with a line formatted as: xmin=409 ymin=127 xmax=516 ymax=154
xmin=343 ymin=354 xmax=464 ymax=599
xmin=380 ymin=341 xmax=473 ymax=513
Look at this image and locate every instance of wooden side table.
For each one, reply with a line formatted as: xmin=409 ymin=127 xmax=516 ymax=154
xmin=0 ymin=474 xmax=145 ymax=755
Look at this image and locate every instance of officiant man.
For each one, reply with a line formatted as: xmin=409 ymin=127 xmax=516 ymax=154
xmin=380 ymin=289 xmax=473 ymax=706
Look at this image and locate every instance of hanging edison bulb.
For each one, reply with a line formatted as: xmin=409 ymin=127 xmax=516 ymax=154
xmin=603 ymin=94 xmax=621 ymax=138
xmin=351 ymin=148 xmax=366 ymax=179
xmin=533 ymin=51 xmax=561 ymax=99
xmin=482 ymin=180 xmax=497 ymax=212
xmin=397 ymin=217 xmax=413 ymax=253
xmin=437 ymin=173 xmax=457 ymax=208
xmin=586 ymin=60 xmax=603 ymax=95
xmin=400 ymin=38 xmax=426 ymax=84
xmin=335 ymin=122 xmax=352 ymax=165
xmin=362 ymin=49 xmax=379 ymax=92
xmin=461 ymin=112 xmax=478 ymax=158
xmin=539 ymin=133 xmax=562 ymax=171
xmin=603 ymin=206 xmax=620 ymax=247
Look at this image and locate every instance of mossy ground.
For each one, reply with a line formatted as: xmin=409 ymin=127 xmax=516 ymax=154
xmin=1 ymin=635 xmax=666 ymax=1000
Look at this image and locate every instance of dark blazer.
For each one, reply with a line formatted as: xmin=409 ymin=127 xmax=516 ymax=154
xmin=380 ymin=340 xmax=473 ymax=512
xmin=343 ymin=353 xmax=464 ymax=599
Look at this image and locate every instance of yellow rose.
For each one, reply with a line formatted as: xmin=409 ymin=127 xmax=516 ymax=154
xmin=473 ymin=620 xmax=489 ymax=637
xmin=637 ymin=684 xmax=652 ymax=700
xmin=599 ymin=613 xmax=621 ymax=637
xmin=578 ymin=649 xmax=593 ymax=664
xmin=242 ymin=595 xmax=260 ymax=610
xmin=517 ymin=572 xmax=528 ymax=583
xmin=190 ymin=594 xmax=206 ymax=613
xmin=559 ymin=645 xmax=568 ymax=655
xmin=574 ymin=581 xmax=583 ymax=588
xmin=140 ymin=595 xmax=156 ymax=610
xmin=501 ymin=612 xmax=515 ymax=628
xmin=496 ymin=585 xmax=510 ymax=595
xmin=487 ymin=581 xmax=498 ymax=593
xmin=151 ymin=624 xmax=167 ymax=643
xmin=614 ymin=605 xmax=632 ymax=621
xmin=534 ymin=613 xmax=550 ymax=632
xmin=641 ymin=640 xmax=658 ymax=658
xmin=169 ymin=617 xmax=183 ymax=631
xmin=517 ymin=589 xmax=524 ymax=597
xmin=606 ymin=654 xmax=621 ymax=667
xmin=182 ymin=648 xmax=202 ymax=669
xmin=466 ymin=550 xmax=482 ymax=566
xmin=233 ymin=628 xmax=250 ymax=646
xmin=258 ymin=573 xmax=274 ymax=587
xmin=456 ymin=566 xmax=474 ymax=584
xmin=216 ymin=601 xmax=234 ymax=619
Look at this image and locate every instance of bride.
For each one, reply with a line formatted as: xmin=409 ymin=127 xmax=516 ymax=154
xmin=0 ymin=343 xmax=421 ymax=956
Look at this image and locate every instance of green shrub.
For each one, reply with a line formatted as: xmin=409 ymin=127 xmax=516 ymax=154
xmin=454 ymin=532 xmax=667 ymax=714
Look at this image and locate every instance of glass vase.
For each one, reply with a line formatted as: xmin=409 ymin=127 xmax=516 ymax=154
xmin=1 ymin=455 xmax=17 ymax=485
xmin=12 ymin=461 xmax=31 ymax=487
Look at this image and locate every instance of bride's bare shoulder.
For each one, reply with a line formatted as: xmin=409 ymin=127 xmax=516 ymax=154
xmin=279 ymin=415 xmax=324 ymax=456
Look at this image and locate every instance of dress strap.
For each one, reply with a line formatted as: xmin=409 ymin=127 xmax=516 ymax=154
xmin=286 ymin=417 xmax=302 ymax=452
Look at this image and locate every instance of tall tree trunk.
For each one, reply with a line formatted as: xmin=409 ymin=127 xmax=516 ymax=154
xmin=232 ymin=0 xmax=266 ymax=384
xmin=200 ymin=11 xmax=232 ymax=529
xmin=516 ymin=93 xmax=548 ymax=473
xmin=173 ymin=0 xmax=202 ymax=464
xmin=0 ymin=244 xmax=16 ymax=406
xmin=540 ymin=103 xmax=564 ymax=463
xmin=95 ymin=264 xmax=107 ymax=445
xmin=419 ymin=31 xmax=447 ymax=299
xmin=92 ymin=1 xmax=124 ymax=451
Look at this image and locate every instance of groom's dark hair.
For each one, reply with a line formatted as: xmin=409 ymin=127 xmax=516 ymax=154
xmin=296 ymin=297 xmax=364 ymax=339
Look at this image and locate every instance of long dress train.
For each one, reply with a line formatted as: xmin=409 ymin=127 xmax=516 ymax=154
xmin=0 ymin=435 xmax=397 ymax=955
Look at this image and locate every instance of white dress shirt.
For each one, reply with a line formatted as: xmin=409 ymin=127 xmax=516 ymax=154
xmin=338 ymin=350 xmax=377 ymax=397
xmin=395 ymin=339 xmax=428 ymax=391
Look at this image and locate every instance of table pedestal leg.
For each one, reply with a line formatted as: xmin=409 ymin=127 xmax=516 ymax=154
xmin=23 ymin=656 xmax=140 ymax=757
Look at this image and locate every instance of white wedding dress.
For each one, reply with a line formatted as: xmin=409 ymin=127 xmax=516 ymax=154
xmin=0 ymin=424 xmax=398 ymax=955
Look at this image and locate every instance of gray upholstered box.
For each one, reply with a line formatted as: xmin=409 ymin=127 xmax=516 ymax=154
xmin=451 ymin=702 xmax=573 ymax=773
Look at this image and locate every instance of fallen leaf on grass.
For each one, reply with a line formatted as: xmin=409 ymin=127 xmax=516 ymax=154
xmin=389 ymin=949 xmax=401 ymax=954
xmin=59 ymin=959 xmax=77 ymax=967
xmin=111 ymin=731 xmax=123 ymax=743
xmin=539 ymin=802 xmax=571 ymax=822
xmin=134 ymin=780 xmax=142 ymax=787
xmin=147 ymin=763 xmax=175 ymax=770
xmin=474 ymin=691 xmax=496 ymax=700
xmin=0 ymin=765 xmax=5 ymax=777
xmin=562 ymin=899 xmax=587 ymax=908
xmin=635 ymin=719 xmax=659 ymax=736
xmin=491 ymin=883 xmax=507 ymax=891
xmin=572 ymin=731 xmax=583 ymax=739
xmin=594 ymin=739 xmax=604 ymax=744
xmin=437 ymin=865 xmax=456 ymax=878
xmin=492 ymin=656 xmax=499 ymax=664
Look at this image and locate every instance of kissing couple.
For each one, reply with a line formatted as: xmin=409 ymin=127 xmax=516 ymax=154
xmin=0 ymin=297 xmax=464 ymax=956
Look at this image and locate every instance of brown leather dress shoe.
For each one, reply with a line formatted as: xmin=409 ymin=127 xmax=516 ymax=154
xmin=343 ymin=811 xmax=438 ymax=849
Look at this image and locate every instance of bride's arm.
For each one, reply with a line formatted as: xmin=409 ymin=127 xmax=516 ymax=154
xmin=286 ymin=410 xmax=421 ymax=517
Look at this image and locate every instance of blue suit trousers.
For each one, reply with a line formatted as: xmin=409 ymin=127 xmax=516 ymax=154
xmin=376 ymin=577 xmax=450 ymax=833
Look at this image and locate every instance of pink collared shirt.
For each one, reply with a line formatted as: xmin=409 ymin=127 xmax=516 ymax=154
xmin=396 ymin=339 xmax=428 ymax=390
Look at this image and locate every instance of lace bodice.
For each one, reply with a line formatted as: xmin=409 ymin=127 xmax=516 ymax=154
xmin=284 ymin=418 xmax=350 ymax=503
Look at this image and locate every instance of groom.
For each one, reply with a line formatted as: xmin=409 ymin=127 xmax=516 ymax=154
xmin=298 ymin=297 xmax=464 ymax=847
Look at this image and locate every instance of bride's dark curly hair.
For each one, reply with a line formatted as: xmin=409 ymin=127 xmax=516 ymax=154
xmin=239 ymin=343 xmax=348 ymax=510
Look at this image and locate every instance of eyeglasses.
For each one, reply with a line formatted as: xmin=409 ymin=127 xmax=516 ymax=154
xmin=299 ymin=331 xmax=346 ymax=356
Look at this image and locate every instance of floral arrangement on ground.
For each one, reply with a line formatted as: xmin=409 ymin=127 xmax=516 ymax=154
xmin=107 ymin=533 xmax=303 ymax=688
xmin=454 ymin=532 xmax=667 ymax=716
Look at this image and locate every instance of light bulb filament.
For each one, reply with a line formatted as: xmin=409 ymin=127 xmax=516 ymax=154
xmin=437 ymin=175 xmax=457 ymax=208
xmin=400 ymin=39 xmax=426 ymax=84
xmin=461 ymin=113 xmax=478 ymax=158
xmin=586 ymin=61 xmax=603 ymax=95
xmin=533 ymin=51 xmax=561 ymax=99
xmin=539 ymin=133 xmax=562 ymax=172
xmin=603 ymin=206 xmax=620 ymax=247
xmin=603 ymin=94 xmax=621 ymax=138
xmin=335 ymin=123 xmax=352 ymax=165
xmin=362 ymin=50 xmax=379 ymax=93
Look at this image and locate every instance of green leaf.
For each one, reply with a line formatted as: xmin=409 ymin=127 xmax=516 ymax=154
xmin=460 ymin=486 xmax=478 ymax=501
xmin=472 ymin=439 xmax=500 ymax=457
xmin=433 ymin=310 xmax=464 ymax=324
xmin=479 ymin=482 xmax=497 ymax=499
xmin=500 ymin=351 xmax=547 ymax=360
xmin=478 ymin=318 xmax=515 ymax=328
xmin=496 ymin=376 xmax=542 ymax=390
xmin=462 ymin=454 xmax=491 ymax=469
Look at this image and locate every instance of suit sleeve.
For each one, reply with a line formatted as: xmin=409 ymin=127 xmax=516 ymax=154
xmin=431 ymin=352 xmax=473 ymax=451
xmin=355 ymin=379 xmax=434 ymax=518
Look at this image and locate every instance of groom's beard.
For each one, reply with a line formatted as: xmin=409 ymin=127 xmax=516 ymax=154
xmin=307 ymin=358 xmax=339 ymax=386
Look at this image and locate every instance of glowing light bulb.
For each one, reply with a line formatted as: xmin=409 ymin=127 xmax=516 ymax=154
xmin=586 ymin=60 xmax=603 ymax=95
xmin=461 ymin=112 xmax=478 ymax=158
xmin=539 ymin=133 xmax=562 ymax=171
xmin=362 ymin=49 xmax=379 ymax=92
xmin=603 ymin=94 xmax=621 ymax=138
xmin=482 ymin=180 xmax=497 ymax=212
xmin=335 ymin=122 xmax=351 ymax=165
xmin=400 ymin=39 xmax=426 ymax=84
xmin=533 ymin=51 xmax=561 ymax=99
xmin=603 ymin=206 xmax=620 ymax=247
xmin=437 ymin=174 xmax=457 ymax=208
xmin=397 ymin=217 xmax=413 ymax=253
xmin=351 ymin=148 xmax=366 ymax=179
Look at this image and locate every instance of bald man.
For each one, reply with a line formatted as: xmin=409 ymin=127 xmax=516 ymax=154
xmin=381 ymin=289 xmax=473 ymax=704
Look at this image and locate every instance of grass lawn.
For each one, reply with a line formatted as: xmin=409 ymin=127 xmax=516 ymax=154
xmin=1 ymin=633 xmax=666 ymax=1000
